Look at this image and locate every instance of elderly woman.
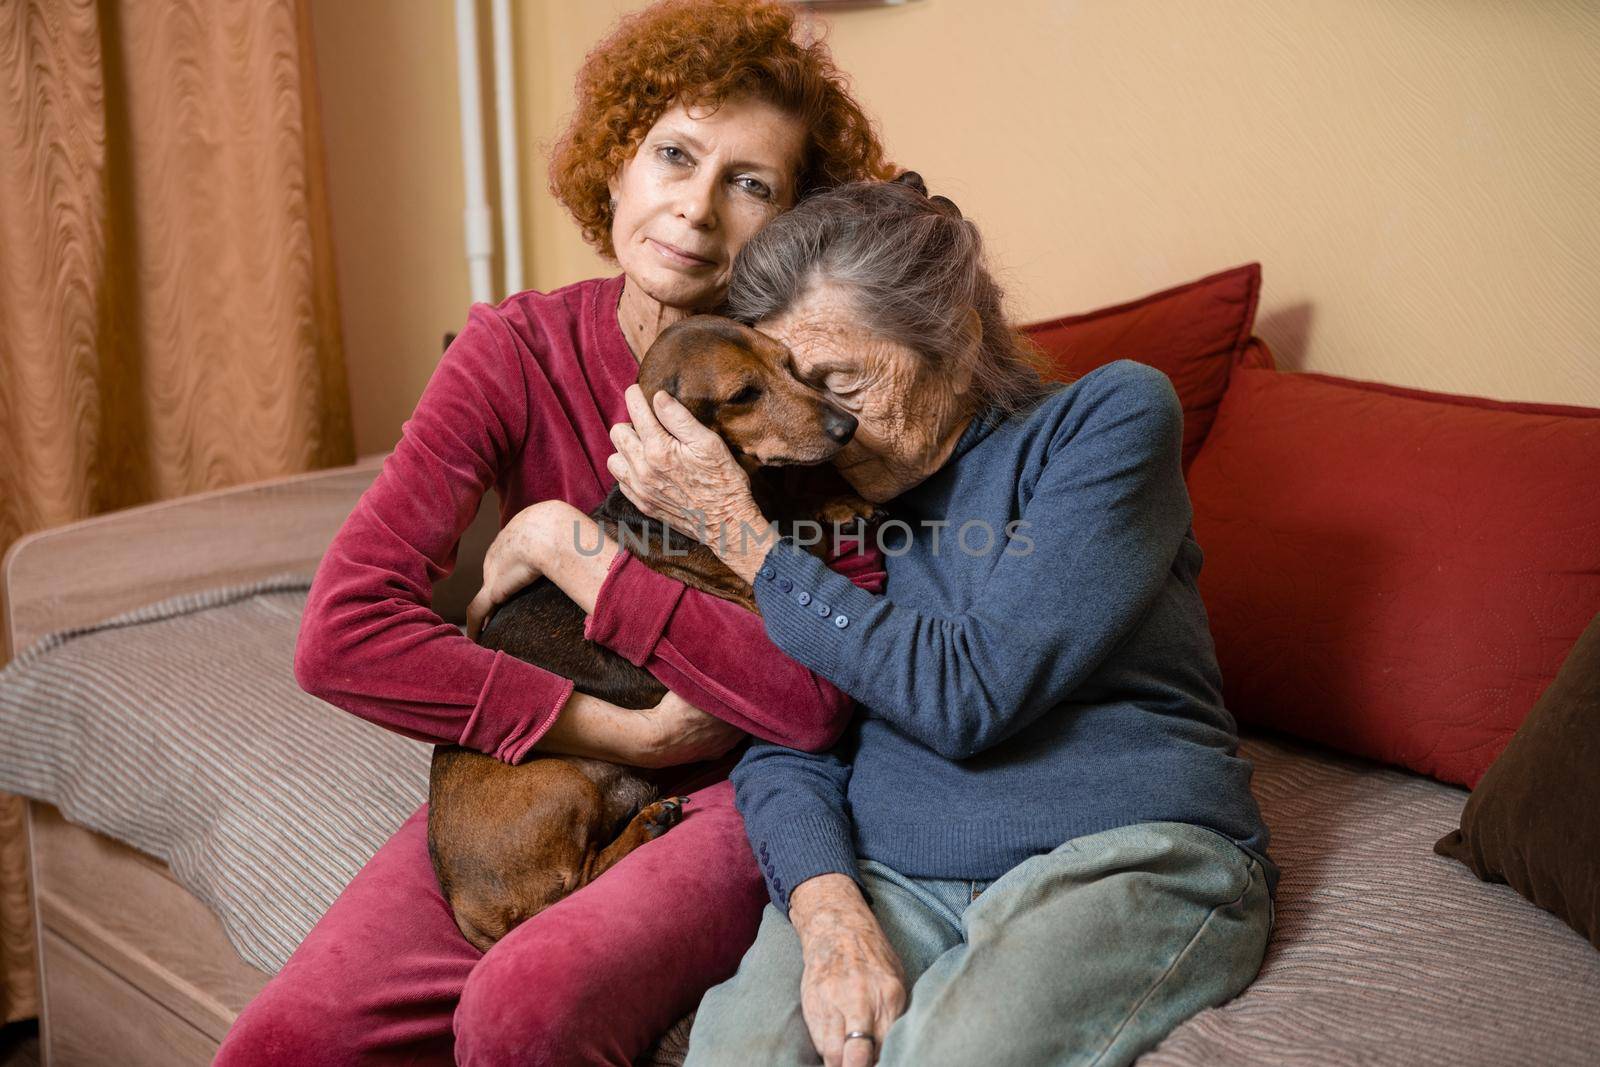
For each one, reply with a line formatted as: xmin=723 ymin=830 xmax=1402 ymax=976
xmin=603 ymin=175 xmax=1278 ymax=1067
xmin=215 ymin=2 xmax=892 ymax=1065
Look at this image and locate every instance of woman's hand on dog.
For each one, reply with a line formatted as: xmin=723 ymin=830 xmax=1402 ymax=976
xmin=467 ymin=510 xmax=549 ymax=642
xmin=467 ymin=501 xmax=620 ymax=641
xmin=634 ymin=691 xmax=747 ymax=768
xmin=607 ymin=385 xmax=771 ymax=583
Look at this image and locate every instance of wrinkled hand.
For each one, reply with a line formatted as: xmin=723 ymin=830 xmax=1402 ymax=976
xmin=635 ymin=690 xmax=747 ymax=769
xmin=791 ymin=875 xmax=908 ymax=1067
xmin=606 ymin=385 xmax=766 ymax=548
xmin=466 ymin=500 xmax=583 ymax=641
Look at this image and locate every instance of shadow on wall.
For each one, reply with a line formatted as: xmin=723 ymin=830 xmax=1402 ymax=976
xmin=1256 ymin=303 xmax=1314 ymax=373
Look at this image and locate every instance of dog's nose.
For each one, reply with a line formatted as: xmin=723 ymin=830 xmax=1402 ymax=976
xmin=822 ymin=407 xmax=857 ymax=445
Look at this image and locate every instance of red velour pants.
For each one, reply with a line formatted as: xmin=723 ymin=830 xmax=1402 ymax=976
xmin=213 ymin=777 xmax=765 ymax=1066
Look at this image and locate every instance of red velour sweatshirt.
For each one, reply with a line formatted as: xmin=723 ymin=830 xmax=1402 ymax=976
xmin=294 ymin=274 xmax=886 ymax=764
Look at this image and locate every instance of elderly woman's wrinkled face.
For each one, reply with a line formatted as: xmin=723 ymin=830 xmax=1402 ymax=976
xmin=608 ymin=98 xmax=807 ymax=312
xmin=759 ymin=280 xmax=974 ymax=503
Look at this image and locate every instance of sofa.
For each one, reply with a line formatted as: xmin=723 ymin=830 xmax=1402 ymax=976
xmin=2 ymin=263 xmax=1596 ymax=1066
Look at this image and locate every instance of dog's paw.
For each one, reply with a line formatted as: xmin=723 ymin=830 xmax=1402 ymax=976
xmin=639 ymin=796 xmax=689 ymax=838
xmin=816 ymin=494 xmax=885 ymax=533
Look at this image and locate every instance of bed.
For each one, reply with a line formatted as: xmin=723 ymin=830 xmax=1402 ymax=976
xmin=2 ymin=456 xmax=1596 ymax=1066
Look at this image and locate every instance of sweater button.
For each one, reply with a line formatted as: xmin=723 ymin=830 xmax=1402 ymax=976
xmin=777 ymin=577 xmax=793 ymax=593
xmin=814 ymin=602 xmax=831 ymax=617
xmin=797 ymin=592 xmax=812 ymax=606
xmin=760 ymin=566 xmax=775 ymax=580
xmin=834 ymin=614 xmax=849 ymax=629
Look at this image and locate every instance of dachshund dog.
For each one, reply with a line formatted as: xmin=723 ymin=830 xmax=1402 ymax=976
xmin=427 ymin=316 xmax=874 ymax=952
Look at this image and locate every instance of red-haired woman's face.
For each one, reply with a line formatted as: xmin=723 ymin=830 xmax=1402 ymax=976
xmin=607 ymin=97 xmax=807 ymax=311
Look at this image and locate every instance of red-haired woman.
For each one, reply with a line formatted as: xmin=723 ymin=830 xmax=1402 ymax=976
xmin=215 ymin=2 xmax=892 ymax=1063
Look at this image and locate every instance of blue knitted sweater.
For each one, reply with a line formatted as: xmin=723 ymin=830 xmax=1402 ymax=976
xmin=733 ymin=359 xmax=1276 ymax=916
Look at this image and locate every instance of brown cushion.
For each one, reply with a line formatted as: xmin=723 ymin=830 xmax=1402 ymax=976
xmin=1435 ymin=610 xmax=1600 ymax=950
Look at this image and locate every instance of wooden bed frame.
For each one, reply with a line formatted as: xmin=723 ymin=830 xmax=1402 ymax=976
xmin=0 ymin=454 xmax=500 ymax=1065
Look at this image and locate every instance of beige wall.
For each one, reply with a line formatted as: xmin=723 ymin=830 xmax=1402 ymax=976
xmin=311 ymin=0 xmax=1600 ymax=455
xmin=308 ymin=0 xmax=472 ymax=457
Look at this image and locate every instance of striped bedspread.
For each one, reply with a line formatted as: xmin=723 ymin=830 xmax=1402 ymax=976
xmin=1 ymin=576 xmax=1597 ymax=1065
xmin=0 ymin=575 xmax=430 ymax=974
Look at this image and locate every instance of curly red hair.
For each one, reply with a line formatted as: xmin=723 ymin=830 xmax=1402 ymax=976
xmin=549 ymin=0 xmax=894 ymax=259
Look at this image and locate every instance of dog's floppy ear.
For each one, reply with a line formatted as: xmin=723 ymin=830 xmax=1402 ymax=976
xmin=654 ymin=372 xmax=715 ymax=426
xmin=683 ymin=393 xmax=718 ymax=427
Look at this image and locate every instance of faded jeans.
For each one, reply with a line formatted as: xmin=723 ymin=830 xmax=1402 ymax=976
xmin=684 ymin=821 xmax=1273 ymax=1067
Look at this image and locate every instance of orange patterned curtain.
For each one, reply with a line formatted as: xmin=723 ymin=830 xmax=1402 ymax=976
xmin=0 ymin=0 xmax=353 ymax=1022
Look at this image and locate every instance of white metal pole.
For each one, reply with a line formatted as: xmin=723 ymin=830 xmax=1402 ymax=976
xmin=454 ymin=0 xmax=494 ymax=304
xmin=491 ymin=0 xmax=524 ymax=297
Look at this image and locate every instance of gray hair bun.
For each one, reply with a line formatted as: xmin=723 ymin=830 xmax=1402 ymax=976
xmin=891 ymin=170 xmax=963 ymax=220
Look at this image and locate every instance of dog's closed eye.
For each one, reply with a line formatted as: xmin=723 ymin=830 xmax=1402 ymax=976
xmin=728 ymin=383 xmax=762 ymax=405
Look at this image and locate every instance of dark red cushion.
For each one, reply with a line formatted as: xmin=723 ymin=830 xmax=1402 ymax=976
xmin=1237 ymin=336 xmax=1277 ymax=371
xmin=1187 ymin=366 xmax=1600 ymax=788
xmin=1023 ymin=263 xmax=1261 ymax=469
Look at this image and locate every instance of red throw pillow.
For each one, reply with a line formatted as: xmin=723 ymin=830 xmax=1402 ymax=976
xmin=1023 ymin=263 xmax=1262 ymax=469
xmin=1187 ymin=366 xmax=1600 ymax=788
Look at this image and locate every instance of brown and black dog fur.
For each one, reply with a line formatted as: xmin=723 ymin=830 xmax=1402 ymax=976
xmin=427 ymin=315 xmax=875 ymax=951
